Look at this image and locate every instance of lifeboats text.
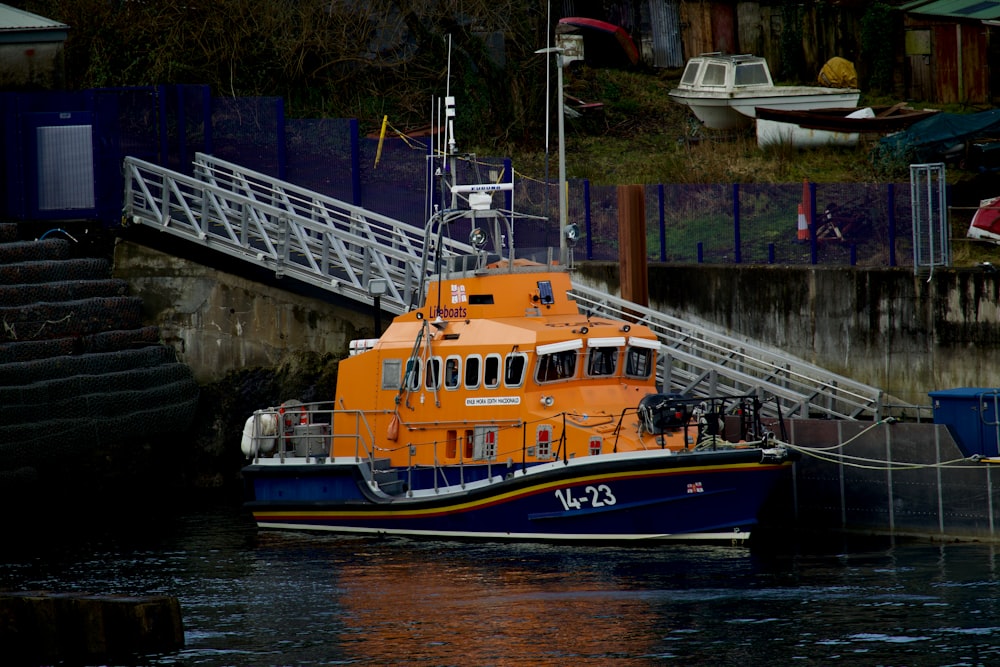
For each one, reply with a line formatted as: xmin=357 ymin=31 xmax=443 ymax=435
xmin=427 ymin=306 xmax=467 ymax=319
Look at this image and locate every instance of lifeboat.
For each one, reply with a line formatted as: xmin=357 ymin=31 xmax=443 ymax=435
xmin=239 ymin=102 xmax=795 ymax=544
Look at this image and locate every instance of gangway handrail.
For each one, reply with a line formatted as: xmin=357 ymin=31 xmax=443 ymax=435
xmin=123 ymin=154 xmax=897 ymax=421
xmin=124 ymin=155 xmax=472 ymax=314
xmin=191 ymin=153 xmax=471 ymax=265
xmin=570 ymin=285 xmax=885 ymax=419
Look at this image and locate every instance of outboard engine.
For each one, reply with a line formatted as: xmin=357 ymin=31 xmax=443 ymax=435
xmin=638 ymin=393 xmax=691 ymax=435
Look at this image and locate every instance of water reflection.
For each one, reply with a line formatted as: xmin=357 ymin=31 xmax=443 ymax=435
xmin=4 ymin=508 xmax=1000 ymax=665
xmin=327 ymin=540 xmax=664 ymax=663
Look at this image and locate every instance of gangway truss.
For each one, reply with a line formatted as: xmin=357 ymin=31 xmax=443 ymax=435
xmin=123 ymin=153 xmax=893 ymax=421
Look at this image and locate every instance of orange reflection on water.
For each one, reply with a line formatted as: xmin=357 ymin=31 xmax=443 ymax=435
xmin=334 ymin=545 xmax=660 ymax=664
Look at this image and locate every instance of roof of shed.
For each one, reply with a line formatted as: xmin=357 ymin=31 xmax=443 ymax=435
xmin=900 ymin=0 xmax=1000 ymax=20
xmin=0 ymin=3 xmax=68 ymax=42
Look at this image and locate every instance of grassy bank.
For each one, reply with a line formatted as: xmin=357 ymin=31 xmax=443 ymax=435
xmin=487 ymin=68 xmax=933 ymax=186
xmin=469 ymin=67 xmax=1000 ymax=266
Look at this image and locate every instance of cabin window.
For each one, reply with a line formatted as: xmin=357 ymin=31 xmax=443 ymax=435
xmin=381 ymin=358 xmax=402 ymax=390
xmin=473 ymin=425 xmax=498 ymax=461
xmin=446 ymin=429 xmax=458 ymax=458
xmin=425 ymin=357 xmax=442 ymax=390
xmin=587 ymin=347 xmax=618 ymax=377
xmin=504 ymin=353 xmax=527 ymax=388
xmin=465 ymin=355 xmax=481 ymax=389
xmin=535 ymin=350 xmax=578 ymax=383
xmin=404 ymin=357 xmax=421 ymax=390
xmin=484 ymin=354 xmax=501 ymax=389
xmin=444 ymin=356 xmax=461 ymax=390
xmin=680 ymin=61 xmax=700 ymax=85
xmin=702 ymin=63 xmax=727 ymax=86
xmin=625 ymin=347 xmax=653 ymax=378
xmin=735 ymin=62 xmax=768 ymax=86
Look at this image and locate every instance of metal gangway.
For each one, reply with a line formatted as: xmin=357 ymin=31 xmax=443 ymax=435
xmin=123 ymin=153 xmax=894 ymax=421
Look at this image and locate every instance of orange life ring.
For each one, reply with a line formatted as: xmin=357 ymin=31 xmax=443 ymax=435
xmin=279 ymin=400 xmax=309 ymax=432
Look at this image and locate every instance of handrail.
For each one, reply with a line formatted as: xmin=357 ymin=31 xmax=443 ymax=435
xmin=125 ymin=154 xmax=903 ymax=422
xmin=569 ymin=284 xmax=886 ymax=420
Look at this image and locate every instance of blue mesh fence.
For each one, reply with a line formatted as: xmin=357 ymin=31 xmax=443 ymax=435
xmin=210 ymin=97 xmax=283 ymax=178
xmin=174 ymin=84 xmax=211 ymax=174
xmin=1 ymin=85 xmax=923 ymax=268
xmin=576 ymin=181 xmax=915 ymax=267
xmin=358 ymin=135 xmax=431 ymax=225
xmin=285 ymin=118 xmax=357 ymax=204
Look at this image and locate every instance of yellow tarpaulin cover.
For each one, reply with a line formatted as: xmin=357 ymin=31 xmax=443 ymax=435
xmin=818 ymin=57 xmax=858 ymax=89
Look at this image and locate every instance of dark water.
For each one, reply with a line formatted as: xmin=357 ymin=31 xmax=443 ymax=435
xmin=4 ymin=506 xmax=1000 ymax=667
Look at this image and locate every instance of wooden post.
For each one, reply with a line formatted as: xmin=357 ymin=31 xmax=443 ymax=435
xmin=617 ymin=184 xmax=649 ymax=309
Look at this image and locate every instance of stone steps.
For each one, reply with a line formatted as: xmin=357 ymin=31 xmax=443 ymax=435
xmin=0 ymin=222 xmax=200 ymax=481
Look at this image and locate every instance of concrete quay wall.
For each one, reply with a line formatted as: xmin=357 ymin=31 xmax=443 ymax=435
xmin=112 ymin=240 xmax=375 ymax=384
xmin=114 ymin=240 xmax=1000 ymax=403
xmin=576 ymin=263 xmax=1000 ymax=407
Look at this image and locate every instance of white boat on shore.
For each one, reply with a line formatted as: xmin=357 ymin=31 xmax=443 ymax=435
xmin=755 ymin=104 xmax=941 ymax=148
xmin=668 ymin=53 xmax=860 ymax=131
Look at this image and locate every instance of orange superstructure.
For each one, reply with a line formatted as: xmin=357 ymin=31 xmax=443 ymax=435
xmin=332 ymin=267 xmax=690 ymax=468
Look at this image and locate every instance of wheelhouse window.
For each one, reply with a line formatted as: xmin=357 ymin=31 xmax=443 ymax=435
xmin=586 ymin=337 xmax=625 ymax=377
xmin=680 ymin=61 xmax=701 ymax=85
xmin=534 ymin=339 xmax=583 ymax=384
xmin=465 ymin=355 xmax=481 ymax=389
xmin=734 ymin=62 xmax=769 ymax=86
xmin=404 ymin=357 xmax=421 ymax=390
xmin=504 ymin=352 xmax=527 ymax=388
xmin=702 ymin=62 xmax=727 ymax=86
xmin=588 ymin=347 xmax=618 ymax=375
xmin=484 ymin=353 xmax=501 ymax=389
xmin=625 ymin=337 xmax=659 ymax=379
xmin=425 ymin=356 xmax=441 ymax=390
xmin=444 ymin=356 xmax=461 ymax=390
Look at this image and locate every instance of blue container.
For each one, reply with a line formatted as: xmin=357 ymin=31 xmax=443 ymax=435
xmin=929 ymin=387 xmax=1000 ymax=457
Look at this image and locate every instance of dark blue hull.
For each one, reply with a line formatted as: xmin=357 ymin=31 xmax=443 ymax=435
xmin=242 ymin=449 xmax=793 ymax=542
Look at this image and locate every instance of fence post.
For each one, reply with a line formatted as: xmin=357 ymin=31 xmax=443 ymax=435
xmin=733 ymin=183 xmax=741 ymax=264
xmin=201 ymin=85 xmax=213 ymax=156
xmin=584 ymin=179 xmax=593 ymax=260
xmin=618 ymin=184 xmax=648 ymax=308
xmin=276 ymin=97 xmax=286 ymax=180
xmin=350 ymin=118 xmax=361 ymax=206
xmin=504 ymin=158 xmax=513 ymax=213
xmin=176 ymin=85 xmax=187 ymax=171
xmin=809 ymin=181 xmax=818 ymax=265
xmin=658 ymin=183 xmax=666 ymax=262
xmin=888 ymin=183 xmax=897 ymax=267
xmin=157 ymin=84 xmax=168 ymax=167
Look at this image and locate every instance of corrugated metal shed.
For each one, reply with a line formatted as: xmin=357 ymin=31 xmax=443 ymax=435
xmin=0 ymin=3 xmax=68 ymax=43
xmin=900 ymin=0 xmax=1000 ymax=20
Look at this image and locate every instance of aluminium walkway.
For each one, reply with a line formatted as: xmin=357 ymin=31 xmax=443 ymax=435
xmin=123 ymin=153 xmax=894 ymax=421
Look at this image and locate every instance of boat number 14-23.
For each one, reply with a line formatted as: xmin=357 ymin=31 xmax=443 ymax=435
xmin=554 ymin=484 xmax=616 ymax=511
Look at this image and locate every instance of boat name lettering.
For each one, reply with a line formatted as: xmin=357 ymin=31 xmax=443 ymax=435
xmin=427 ymin=306 xmax=467 ymax=319
xmin=465 ymin=396 xmax=521 ymax=406
xmin=554 ymin=484 xmax=617 ymax=511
